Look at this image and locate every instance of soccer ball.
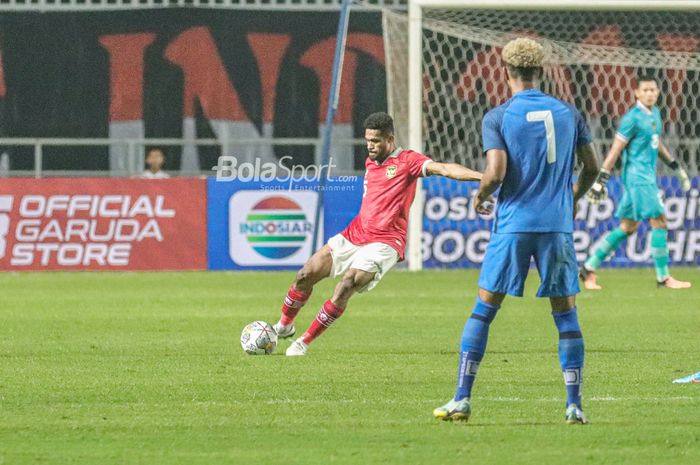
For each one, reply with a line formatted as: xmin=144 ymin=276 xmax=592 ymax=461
xmin=240 ymin=321 xmax=278 ymax=355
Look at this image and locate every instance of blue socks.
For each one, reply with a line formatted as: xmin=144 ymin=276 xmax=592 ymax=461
xmin=454 ymin=298 xmax=500 ymax=401
xmin=453 ymin=299 xmax=585 ymax=410
xmin=552 ymin=308 xmax=585 ymax=409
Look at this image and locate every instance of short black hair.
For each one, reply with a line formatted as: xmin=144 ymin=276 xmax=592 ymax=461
xmin=636 ymin=73 xmax=658 ymax=87
xmin=363 ymin=112 xmax=394 ymax=136
xmin=146 ymin=146 xmax=166 ymax=157
xmin=506 ymin=64 xmax=542 ymax=82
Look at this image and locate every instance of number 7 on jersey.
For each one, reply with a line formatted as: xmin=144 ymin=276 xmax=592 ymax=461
xmin=527 ymin=110 xmax=556 ymax=164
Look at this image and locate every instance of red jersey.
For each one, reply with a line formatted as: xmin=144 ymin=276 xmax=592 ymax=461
xmin=341 ymin=148 xmax=432 ymax=260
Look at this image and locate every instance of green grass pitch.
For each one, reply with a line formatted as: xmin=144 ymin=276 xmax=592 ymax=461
xmin=1 ymin=268 xmax=699 ymax=464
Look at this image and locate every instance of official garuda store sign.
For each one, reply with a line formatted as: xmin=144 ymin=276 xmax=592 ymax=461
xmin=0 ymin=178 xmax=207 ymax=270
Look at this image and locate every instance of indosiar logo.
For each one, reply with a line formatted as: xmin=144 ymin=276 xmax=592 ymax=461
xmin=229 ymin=191 xmax=319 ymax=267
xmin=241 ymin=197 xmax=312 ymax=259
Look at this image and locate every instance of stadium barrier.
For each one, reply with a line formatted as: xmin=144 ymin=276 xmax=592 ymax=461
xmin=423 ymin=176 xmax=700 ymax=268
xmin=207 ymin=177 xmax=363 ymax=270
xmin=0 ymin=177 xmax=364 ymax=271
xmin=0 ymin=178 xmax=207 ymax=270
xmin=2 ymin=175 xmax=698 ymax=271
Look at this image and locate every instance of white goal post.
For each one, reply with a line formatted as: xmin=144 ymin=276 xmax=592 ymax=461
xmin=399 ymin=0 xmax=700 ymax=271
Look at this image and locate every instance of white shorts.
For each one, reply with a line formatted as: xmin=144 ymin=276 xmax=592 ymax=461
xmin=326 ymin=234 xmax=400 ymax=293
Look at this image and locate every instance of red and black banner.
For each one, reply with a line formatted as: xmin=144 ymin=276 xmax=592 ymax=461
xmin=0 ymin=9 xmax=385 ymax=172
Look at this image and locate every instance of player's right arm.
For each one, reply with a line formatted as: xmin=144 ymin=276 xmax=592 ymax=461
xmin=600 ymin=137 xmax=628 ymax=173
xmin=586 ymin=136 xmax=627 ymax=203
xmin=475 ymin=149 xmax=506 ymax=214
xmin=573 ymin=143 xmax=600 ymax=205
xmin=587 ymin=112 xmax=634 ymax=204
xmin=475 ymin=109 xmax=507 ymax=214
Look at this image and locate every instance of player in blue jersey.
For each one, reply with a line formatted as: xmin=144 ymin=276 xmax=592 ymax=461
xmin=580 ymin=75 xmax=691 ymax=290
xmin=433 ymin=38 xmax=599 ymax=424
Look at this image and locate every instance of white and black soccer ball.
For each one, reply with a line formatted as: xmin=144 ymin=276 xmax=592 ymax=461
xmin=240 ymin=321 xmax=278 ymax=355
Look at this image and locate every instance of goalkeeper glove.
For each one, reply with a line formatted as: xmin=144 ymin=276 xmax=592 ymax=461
xmin=586 ymin=169 xmax=610 ymax=204
xmin=667 ymin=160 xmax=691 ymax=193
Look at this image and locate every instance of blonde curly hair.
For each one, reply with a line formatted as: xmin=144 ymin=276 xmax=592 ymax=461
xmin=501 ymin=38 xmax=544 ymax=68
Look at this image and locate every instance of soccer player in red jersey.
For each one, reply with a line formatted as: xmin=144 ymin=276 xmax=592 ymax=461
xmin=275 ymin=112 xmax=482 ymax=356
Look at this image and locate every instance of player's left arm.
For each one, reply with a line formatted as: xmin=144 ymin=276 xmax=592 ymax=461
xmin=424 ymin=161 xmax=482 ymax=181
xmin=658 ymin=140 xmax=691 ymax=192
xmin=475 ymin=149 xmax=507 ymax=214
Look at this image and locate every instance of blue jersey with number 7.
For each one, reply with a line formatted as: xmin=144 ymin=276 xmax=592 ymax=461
xmin=481 ymin=89 xmax=592 ymax=234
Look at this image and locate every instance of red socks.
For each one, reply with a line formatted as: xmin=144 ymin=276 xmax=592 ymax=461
xmin=302 ymin=299 xmax=345 ymax=344
xmin=280 ymin=288 xmax=345 ymax=345
xmin=280 ymin=286 xmax=311 ymax=325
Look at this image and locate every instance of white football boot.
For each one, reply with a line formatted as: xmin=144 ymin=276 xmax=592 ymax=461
xmin=433 ymin=398 xmax=471 ymax=422
xmin=565 ymin=404 xmax=589 ymax=425
xmin=273 ymin=322 xmax=296 ymax=339
xmin=285 ymin=338 xmax=308 ymax=356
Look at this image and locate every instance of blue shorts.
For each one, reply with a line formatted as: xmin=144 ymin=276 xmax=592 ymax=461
xmin=478 ymin=232 xmax=580 ymax=298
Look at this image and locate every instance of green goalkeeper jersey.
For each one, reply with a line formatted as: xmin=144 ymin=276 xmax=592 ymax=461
xmin=615 ymin=101 xmax=663 ymax=187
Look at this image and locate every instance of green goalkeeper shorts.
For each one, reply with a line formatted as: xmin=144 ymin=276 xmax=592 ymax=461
xmin=615 ymin=183 xmax=665 ymax=221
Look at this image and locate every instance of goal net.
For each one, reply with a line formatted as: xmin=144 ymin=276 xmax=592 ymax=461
xmin=384 ymin=4 xmax=700 ymax=269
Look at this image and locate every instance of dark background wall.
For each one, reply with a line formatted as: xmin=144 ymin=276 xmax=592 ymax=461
xmin=0 ymin=9 xmax=386 ymax=171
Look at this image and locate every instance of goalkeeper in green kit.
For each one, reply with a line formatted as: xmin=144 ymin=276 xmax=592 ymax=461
xmin=580 ymin=74 xmax=692 ymax=290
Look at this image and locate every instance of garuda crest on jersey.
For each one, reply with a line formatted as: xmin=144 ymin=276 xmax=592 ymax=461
xmin=385 ymin=165 xmax=397 ymax=179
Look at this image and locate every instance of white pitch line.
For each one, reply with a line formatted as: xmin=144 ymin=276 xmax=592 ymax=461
xmin=260 ymin=396 xmax=695 ymax=405
xmin=588 ymin=396 xmax=694 ymax=402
